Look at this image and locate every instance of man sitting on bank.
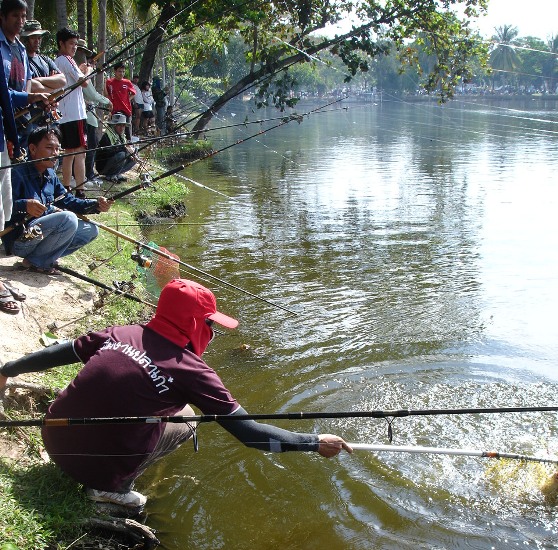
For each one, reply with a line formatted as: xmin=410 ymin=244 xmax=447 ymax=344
xmin=1 ymin=126 xmax=112 ymax=274
xmin=95 ymin=112 xmax=137 ymax=183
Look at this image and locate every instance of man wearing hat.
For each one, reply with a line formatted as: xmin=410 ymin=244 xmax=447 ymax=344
xmin=0 ymin=278 xmax=351 ymax=508
xmin=74 ymin=38 xmax=92 ymax=65
xmin=20 ymin=19 xmax=65 ymax=142
xmin=95 ymin=112 xmax=136 ymax=182
xmin=21 ymin=20 xmax=64 ymax=86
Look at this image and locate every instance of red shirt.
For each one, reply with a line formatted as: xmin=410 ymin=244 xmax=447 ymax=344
xmin=105 ymin=77 xmax=135 ymax=116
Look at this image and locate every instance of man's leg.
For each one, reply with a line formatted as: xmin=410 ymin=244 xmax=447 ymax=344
xmin=60 ymin=218 xmax=99 ymax=257
xmin=0 ymin=146 xmax=12 ymax=230
xmin=97 ymin=151 xmax=128 ymax=178
xmin=116 ymin=404 xmax=197 ymax=493
xmin=61 ymin=149 xmax=76 ymax=190
xmin=120 ymin=156 xmax=137 ymax=175
xmin=72 ymin=150 xmax=87 ymax=192
xmin=12 ymin=212 xmax=78 ymax=269
xmin=85 ymin=124 xmax=98 ymax=180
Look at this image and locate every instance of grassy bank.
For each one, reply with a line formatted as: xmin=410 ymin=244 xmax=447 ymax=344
xmin=0 ymin=165 xmax=191 ymax=549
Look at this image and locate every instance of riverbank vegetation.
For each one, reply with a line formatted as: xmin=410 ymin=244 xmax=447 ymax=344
xmin=0 ymin=167 xmax=190 ymax=549
xmin=30 ymin=1 xmax=557 ymax=137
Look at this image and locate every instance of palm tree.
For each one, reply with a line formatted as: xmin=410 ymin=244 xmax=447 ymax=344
xmin=55 ymin=0 xmax=68 ymax=29
xmin=489 ymin=25 xmax=520 ymax=90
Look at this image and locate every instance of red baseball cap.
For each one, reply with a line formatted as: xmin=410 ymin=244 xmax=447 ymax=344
xmin=147 ymin=279 xmax=238 ymax=354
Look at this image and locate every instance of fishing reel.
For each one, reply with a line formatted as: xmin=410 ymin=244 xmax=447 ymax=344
xmin=131 ymin=250 xmax=152 ymax=268
xmin=20 ymin=224 xmax=43 ymax=241
xmin=139 ymin=173 xmax=153 ymax=190
xmin=95 ymin=279 xmax=137 ymax=308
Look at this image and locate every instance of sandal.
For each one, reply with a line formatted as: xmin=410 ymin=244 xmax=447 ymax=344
xmin=18 ymin=262 xmax=61 ymax=276
xmin=0 ymin=289 xmax=20 ymax=315
xmin=2 ymin=282 xmax=26 ymax=301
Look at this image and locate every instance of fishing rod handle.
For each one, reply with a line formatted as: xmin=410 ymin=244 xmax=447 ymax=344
xmin=108 ymin=184 xmax=143 ymax=201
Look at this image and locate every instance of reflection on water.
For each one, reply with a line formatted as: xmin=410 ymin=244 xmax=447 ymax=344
xmin=140 ymin=100 xmax=558 ymax=548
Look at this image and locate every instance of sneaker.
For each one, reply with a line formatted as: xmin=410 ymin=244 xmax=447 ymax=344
xmin=117 ymin=175 xmax=128 ymax=182
xmin=86 ymin=488 xmax=147 ymax=508
xmin=83 ymin=178 xmax=103 ymax=189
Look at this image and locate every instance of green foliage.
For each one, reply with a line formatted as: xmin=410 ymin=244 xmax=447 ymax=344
xmin=489 ymin=24 xmax=520 ymax=78
xmin=0 ymin=167 xmax=193 ymax=547
xmin=0 ymin=459 xmax=92 ymax=549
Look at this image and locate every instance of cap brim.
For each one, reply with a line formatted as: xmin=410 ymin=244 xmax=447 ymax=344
xmin=22 ymin=30 xmax=49 ymax=37
xmin=208 ymin=311 xmax=238 ymax=329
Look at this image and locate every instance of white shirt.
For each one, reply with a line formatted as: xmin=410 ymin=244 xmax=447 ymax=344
xmin=132 ymin=83 xmax=143 ymax=106
xmin=142 ymin=89 xmax=154 ymax=112
xmin=55 ymin=55 xmax=87 ymax=123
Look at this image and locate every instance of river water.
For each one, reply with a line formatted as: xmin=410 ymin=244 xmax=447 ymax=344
xmin=139 ymin=98 xmax=558 ymax=549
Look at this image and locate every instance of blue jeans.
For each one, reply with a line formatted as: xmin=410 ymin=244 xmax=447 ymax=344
xmin=13 ymin=211 xmax=98 ymax=269
xmin=97 ymin=150 xmax=136 ymax=178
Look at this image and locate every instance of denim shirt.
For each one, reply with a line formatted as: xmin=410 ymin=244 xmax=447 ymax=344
xmin=0 ymin=49 xmax=19 ymax=154
xmin=0 ymin=27 xmax=30 ymax=107
xmin=2 ymin=162 xmax=99 ymax=252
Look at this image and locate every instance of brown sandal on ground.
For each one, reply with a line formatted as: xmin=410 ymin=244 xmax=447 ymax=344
xmin=0 ymin=289 xmax=20 ymax=315
xmin=17 ymin=261 xmax=61 ymax=276
xmin=2 ymin=282 xmax=26 ymax=301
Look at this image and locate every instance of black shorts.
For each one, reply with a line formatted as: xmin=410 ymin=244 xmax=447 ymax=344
xmin=59 ymin=119 xmax=87 ymax=149
xmin=142 ymin=111 xmax=154 ymax=119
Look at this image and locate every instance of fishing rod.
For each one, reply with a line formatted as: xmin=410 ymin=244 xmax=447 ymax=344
xmin=0 ymin=194 xmax=66 ymax=238
xmin=4 ymin=95 xmax=345 ymax=175
xmin=56 ymin=266 xmax=155 ymax=307
xmin=3 ymin=405 xmax=558 ymax=428
xmin=0 ymin=129 xmax=195 ymax=173
xmin=76 ymin=214 xmax=299 ymax=316
xmin=104 ymin=164 xmax=185 ymax=202
xmin=173 ymin=173 xmax=240 ymax=203
xmin=176 ymin=97 xmax=346 ymax=171
xmin=348 ymin=443 xmax=558 ymax=465
xmin=15 ymin=4 xmax=193 ymax=121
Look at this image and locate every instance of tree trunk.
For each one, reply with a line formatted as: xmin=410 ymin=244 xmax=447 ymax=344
xmin=77 ymin=0 xmax=86 ymax=40
xmin=56 ymin=0 xmax=68 ymax=30
xmin=138 ymin=4 xmax=177 ymax=84
xmin=190 ymin=21 xmax=377 ymax=136
xmin=26 ymin=0 xmax=35 ymax=19
xmin=87 ymin=0 xmax=93 ymax=49
xmin=96 ymin=0 xmax=107 ymax=92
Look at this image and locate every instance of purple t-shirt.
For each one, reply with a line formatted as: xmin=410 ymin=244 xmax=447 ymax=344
xmin=42 ymin=324 xmax=238 ymax=491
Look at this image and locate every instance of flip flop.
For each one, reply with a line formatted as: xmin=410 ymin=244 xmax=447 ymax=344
xmin=17 ymin=262 xmax=61 ymax=276
xmin=2 ymin=282 xmax=26 ymax=301
xmin=0 ymin=289 xmax=20 ymax=315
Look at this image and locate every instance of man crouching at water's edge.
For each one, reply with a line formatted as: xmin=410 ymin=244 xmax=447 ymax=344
xmin=0 ymin=279 xmax=352 ymax=509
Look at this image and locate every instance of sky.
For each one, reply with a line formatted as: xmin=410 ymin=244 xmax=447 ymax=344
xmin=323 ymin=0 xmax=556 ymax=41
xmin=473 ymin=0 xmax=557 ymax=40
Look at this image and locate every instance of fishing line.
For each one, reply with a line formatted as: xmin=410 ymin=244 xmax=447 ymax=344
xmin=76 ymin=215 xmax=300 ymax=315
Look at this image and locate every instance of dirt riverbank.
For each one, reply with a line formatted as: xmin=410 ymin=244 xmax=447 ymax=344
xmin=0 ymin=252 xmax=94 ymax=460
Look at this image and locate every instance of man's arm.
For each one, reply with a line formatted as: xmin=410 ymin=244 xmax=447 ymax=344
xmin=218 ymin=406 xmax=352 ymax=457
xmin=30 ymin=74 xmax=66 ymax=92
xmin=0 ymin=342 xmax=79 ymax=391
